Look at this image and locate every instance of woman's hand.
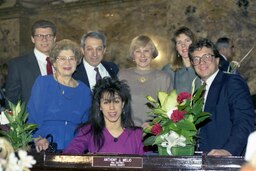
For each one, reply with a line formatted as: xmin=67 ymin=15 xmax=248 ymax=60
xmin=34 ymin=136 xmax=49 ymax=152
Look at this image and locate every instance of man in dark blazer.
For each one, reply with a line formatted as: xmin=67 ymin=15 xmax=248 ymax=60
xmin=188 ymin=38 xmax=254 ymax=156
xmin=73 ymin=31 xmax=118 ymax=90
xmin=5 ymin=20 xmax=56 ymax=105
xmin=215 ymin=37 xmax=235 ymax=72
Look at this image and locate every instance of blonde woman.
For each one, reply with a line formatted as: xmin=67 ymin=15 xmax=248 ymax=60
xmin=118 ymin=35 xmax=171 ymax=127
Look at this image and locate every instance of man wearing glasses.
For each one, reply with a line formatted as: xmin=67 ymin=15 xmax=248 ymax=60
xmin=6 ymin=20 xmax=56 ymax=105
xmin=188 ymin=38 xmax=254 ymax=156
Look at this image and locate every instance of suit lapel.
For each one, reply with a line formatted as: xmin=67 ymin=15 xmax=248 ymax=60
xmin=75 ymin=62 xmax=90 ymax=85
xmin=204 ymin=71 xmax=224 ymax=112
xmin=102 ymin=61 xmax=115 ymax=78
xmin=27 ymin=53 xmax=41 ymax=79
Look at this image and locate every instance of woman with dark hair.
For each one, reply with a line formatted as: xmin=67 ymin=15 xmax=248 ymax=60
xmin=64 ymin=77 xmax=144 ymax=155
xmin=162 ymin=26 xmax=200 ymax=93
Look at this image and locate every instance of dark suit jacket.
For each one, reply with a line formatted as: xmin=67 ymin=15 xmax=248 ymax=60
xmin=199 ymin=71 xmax=255 ymax=155
xmin=6 ymin=52 xmax=41 ymax=105
xmin=219 ymin=55 xmax=230 ymax=72
xmin=73 ymin=60 xmax=119 ymax=87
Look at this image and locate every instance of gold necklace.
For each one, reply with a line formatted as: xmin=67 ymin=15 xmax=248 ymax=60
xmin=54 ymin=74 xmax=75 ymax=99
xmin=138 ymin=76 xmax=147 ymax=83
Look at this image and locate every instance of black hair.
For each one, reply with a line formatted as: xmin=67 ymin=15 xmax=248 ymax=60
xmin=188 ymin=38 xmax=221 ymax=61
xmin=81 ymin=77 xmax=135 ymax=151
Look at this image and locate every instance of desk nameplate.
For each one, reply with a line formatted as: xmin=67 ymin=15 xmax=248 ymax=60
xmin=92 ymin=156 xmax=143 ymax=168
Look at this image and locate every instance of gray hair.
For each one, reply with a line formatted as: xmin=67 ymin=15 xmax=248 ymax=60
xmin=80 ymin=31 xmax=107 ymax=48
xmin=216 ymin=37 xmax=231 ymax=50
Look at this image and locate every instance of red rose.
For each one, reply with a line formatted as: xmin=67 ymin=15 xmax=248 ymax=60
xmin=151 ymin=123 xmax=162 ymax=135
xmin=177 ymin=92 xmax=191 ymax=104
xmin=170 ymin=110 xmax=186 ymax=122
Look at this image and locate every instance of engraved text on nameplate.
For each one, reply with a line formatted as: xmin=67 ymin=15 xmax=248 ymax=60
xmin=92 ymin=156 xmax=143 ymax=168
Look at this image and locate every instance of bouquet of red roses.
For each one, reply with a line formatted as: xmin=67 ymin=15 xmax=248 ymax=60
xmin=143 ymin=82 xmax=210 ymax=155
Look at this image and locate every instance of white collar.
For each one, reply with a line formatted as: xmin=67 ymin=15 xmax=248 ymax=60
xmin=204 ymin=69 xmax=219 ymax=90
xmin=34 ymin=48 xmax=48 ymax=64
xmin=220 ymin=54 xmax=228 ymax=61
xmin=83 ymin=59 xmax=103 ymax=71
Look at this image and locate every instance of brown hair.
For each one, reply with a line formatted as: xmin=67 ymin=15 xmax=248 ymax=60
xmin=49 ymin=39 xmax=82 ymax=65
xmin=169 ymin=26 xmax=195 ymax=71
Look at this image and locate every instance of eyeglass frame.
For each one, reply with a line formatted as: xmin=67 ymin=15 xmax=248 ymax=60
xmin=56 ymin=56 xmax=77 ymax=64
xmin=34 ymin=34 xmax=55 ymax=40
xmin=191 ymin=54 xmax=215 ymax=66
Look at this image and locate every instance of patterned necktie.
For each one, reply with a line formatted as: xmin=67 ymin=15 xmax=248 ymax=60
xmin=46 ymin=57 xmax=53 ymax=75
xmin=94 ymin=67 xmax=102 ymax=82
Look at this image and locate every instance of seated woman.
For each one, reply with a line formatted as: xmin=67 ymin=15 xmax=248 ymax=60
xmin=27 ymin=39 xmax=92 ymax=152
xmin=64 ymin=77 xmax=144 ymax=155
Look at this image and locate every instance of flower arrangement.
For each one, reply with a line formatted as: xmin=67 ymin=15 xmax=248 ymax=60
xmin=0 ymin=101 xmax=37 ymax=151
xmin=0 ymin=137 xmax=36 ymax=171
xmin=143 ymin=81 xmax=210 ymax=155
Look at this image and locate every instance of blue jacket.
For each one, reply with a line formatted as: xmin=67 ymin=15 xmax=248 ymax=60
xmin=199 ymin=71 xmax=254 ymax=155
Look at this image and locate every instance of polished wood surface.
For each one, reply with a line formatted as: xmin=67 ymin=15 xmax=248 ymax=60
xmin=30 ymin=152 xmax=246 ymax=171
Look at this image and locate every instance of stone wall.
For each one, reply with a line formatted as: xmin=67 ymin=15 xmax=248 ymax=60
xmin=0 ymin=0 xmax=256 ymax=94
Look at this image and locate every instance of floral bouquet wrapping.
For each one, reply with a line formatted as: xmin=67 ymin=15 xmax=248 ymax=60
xmin=143 ymin=81 xmax=210 ymax=155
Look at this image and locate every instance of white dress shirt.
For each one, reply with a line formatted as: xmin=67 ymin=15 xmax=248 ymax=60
xmin=203 ymin=69 xmax=219 ymax=110
xmin=34 ymin=48 xmax=49 ymax=76
xmin=83 ymin=59 xmax=110 ymax=90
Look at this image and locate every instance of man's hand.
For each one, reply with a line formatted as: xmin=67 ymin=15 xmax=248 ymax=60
xmin=34 ymin=136 xmax=49 ymax=152
xmin=207 ymin=149 xmax=232 ymax=156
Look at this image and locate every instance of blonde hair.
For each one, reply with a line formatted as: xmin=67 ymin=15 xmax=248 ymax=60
xmin=129 ymin=35 xmax=158 ymax=58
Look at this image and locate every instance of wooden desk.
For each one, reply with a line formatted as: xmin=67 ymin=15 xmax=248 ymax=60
xmin=31 ymin=152 xmax=245 ymax=171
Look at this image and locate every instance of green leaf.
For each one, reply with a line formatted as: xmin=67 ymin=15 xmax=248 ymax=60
xmin=152 ymin=108 xmax=167 ymax=117
xmin=176 ymin=119 xmax=196 ymax=131
xmin=143 ymin=125 xmax=153 ymax=133
xmin=193 ymin=83 xmax=205 ymax=102
xmin=146 ymin=95 xmax=157 ymax=103
xmin=194 ymin=112 xmax=211 ymax=125
xmin=2 ymin=100 xmax=38 ymax=151
xmin=154 ymin=135 xmax=164 ymax=145
xmin=144 ymin=136 xmax=156 ymax=146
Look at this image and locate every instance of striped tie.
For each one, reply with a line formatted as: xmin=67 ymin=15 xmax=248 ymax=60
xmin=94 ymin=67 xmax=102 ymax=82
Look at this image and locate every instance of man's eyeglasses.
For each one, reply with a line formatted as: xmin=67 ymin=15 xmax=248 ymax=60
xmin=34 ymin=34 xmax=54 ymax=40
xmin=191 ymin=54 xmax=215 ymax=66
xmin=57 ymin=56 xmax=77 ymax=63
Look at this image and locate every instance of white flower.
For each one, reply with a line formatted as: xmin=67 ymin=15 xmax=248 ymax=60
xmin=0 ymin=111 xmax=9 ymax=125
xmin=5 ymin=152 xmax=21 ymax=171
xmin=0 ymin=151 xmax=36 ymax=171
xmin=160 ymin=131 xmax=186 ymax=155
xmin=17 ymin=150 xmax=36 ymax=169
xmin=166 ymin=107 xmax=178 ymax=118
